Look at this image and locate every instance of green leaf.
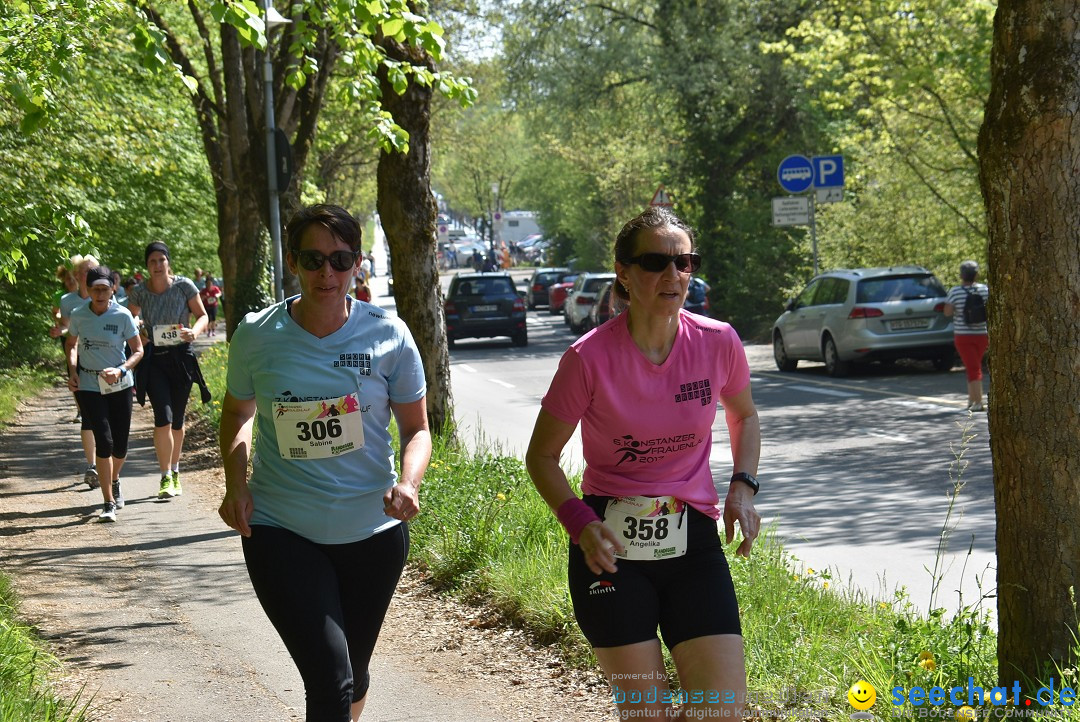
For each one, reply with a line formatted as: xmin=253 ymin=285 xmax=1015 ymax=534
xmin=382 ymin=18 xmax=404 ymax=38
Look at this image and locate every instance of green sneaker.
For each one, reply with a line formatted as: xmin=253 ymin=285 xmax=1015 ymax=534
xmin=170 ymin=470 xmax=183 ymax=496
xmin=157 ymin=472 xmax=176 ymax=499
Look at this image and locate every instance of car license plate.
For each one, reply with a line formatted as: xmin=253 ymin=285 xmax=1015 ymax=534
xmin=472 ymin=304 xmax=497 ymax=312
xmin=891 ymin=318 xmax=930 ymax=330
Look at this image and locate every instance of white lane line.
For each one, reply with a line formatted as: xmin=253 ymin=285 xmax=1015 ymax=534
xmin=489 ymin=379 xmax=515 ymax=389
xmin=456 ymin=364 xmax=478 ymax=373
xmin=866 ymin=429 xmax=914 ymax=443
xmin=788 ymin=384 xmax=859 ymax=398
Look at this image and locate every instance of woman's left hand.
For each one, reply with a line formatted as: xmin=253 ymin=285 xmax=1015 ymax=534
xmin=723 ymin=484 xmax=761 ymax=558
xmin=383 ymin=481 xmax=420 ymax=521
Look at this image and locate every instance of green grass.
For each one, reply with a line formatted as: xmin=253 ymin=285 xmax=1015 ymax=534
xmin=0 ymin=573 xmax=91 ymax=722
xmin=0 ymin=365 xmax=57 ymax=427
xmin=189 ymin=342 xmax=1080 ymax=720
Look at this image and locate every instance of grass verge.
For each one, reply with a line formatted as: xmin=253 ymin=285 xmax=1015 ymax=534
xmin=0 ymin=365 xmax=57 ymax=427
xmin=0 ymin=573 xmax=90 ymax=722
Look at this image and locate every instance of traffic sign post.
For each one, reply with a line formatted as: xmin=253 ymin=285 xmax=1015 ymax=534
xmin=775 ymin=154 xmax=845 ymax=275
xmin=650 ymin=185 xmax=674 ymax=207
xmin=772 ymin=197 xmax=810 ymax=226
xmin=777 ymin=155 xmax=814 ymax=194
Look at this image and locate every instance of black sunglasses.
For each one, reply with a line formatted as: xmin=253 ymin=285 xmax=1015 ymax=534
xmin=622 ymin=252 xmax=701 ymax=274
xmin=294 ymin=249 xmax=359 ymax=272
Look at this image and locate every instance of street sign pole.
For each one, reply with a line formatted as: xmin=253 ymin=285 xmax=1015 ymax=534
xmin=809 ymin=191 xmax=818 ymax=276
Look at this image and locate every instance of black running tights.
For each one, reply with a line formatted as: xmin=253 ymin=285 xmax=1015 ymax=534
xmin=241 ymin=523 xmax=408 ymax=722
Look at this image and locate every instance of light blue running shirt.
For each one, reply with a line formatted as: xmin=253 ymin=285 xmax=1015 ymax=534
xmin=68 ymin=302 xmax=139 ymax=391
xmin=226 ymin=297 xmax=426 ymax=544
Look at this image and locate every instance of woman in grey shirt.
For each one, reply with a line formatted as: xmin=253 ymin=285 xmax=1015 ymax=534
xmin=127 ymin=241 xmax=208 ymax=499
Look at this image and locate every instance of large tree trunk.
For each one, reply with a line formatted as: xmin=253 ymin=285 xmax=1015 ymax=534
xmin=375 ymin=38 xmax=454 ymax=434
xmin=978 ymin=0 xmax=1080 ymax=690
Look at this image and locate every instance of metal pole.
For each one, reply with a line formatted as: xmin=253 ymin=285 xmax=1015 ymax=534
xmin=263 ymin=0 xmax=284 ymax=302
xmin=809 ymin=191 xmax=818 ymax=276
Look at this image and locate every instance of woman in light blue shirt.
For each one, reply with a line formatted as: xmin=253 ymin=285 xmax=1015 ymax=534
xmin=218 ymin=204 xmax=431 ymax=721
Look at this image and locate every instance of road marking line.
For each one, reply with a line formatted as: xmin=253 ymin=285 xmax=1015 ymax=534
xmin=489 ymin=379 xmax=515 ymax=389
xmin=456 ymin=364 xmax=477 ymax=373
xmin=753 ymin=370 xmax=968 ymax=407
xmin=788 ymin=384 xmax=859 ymax=398
xmin=866 ymin=429 xmax=914 ymax=443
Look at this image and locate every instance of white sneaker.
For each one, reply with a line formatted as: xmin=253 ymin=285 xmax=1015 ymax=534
xmin=968 ymin=402 xmax=985 ymax=412
xmin=99 ymin=501 xmax=117 ymax=522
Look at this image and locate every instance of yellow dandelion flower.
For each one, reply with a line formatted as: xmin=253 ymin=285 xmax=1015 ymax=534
xmin=879 ymin=602 xmax=888 ymax=610
xmin=918 ymin=651 xmax=934 ymax=661
xmin=806 ymin=567 xmax=815 ymax=575
xmin=918 ymin=657 xmax=936 ymax=672
xmin=496 ymin=492 xmax=507 ymax=501
xmin=823 ymin=581 xmax=830 ymax=590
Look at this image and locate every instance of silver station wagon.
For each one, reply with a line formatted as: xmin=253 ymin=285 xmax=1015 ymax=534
xmin=772 ymin=266 xmax=955 ymax=376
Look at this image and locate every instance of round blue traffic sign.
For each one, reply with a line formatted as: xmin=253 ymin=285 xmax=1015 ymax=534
xmin=777 ymin=155 xmax=813 ymax=194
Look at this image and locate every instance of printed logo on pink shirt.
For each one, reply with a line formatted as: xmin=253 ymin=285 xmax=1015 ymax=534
xmin=675 ymin=377 xmax=712 ymax=406
xmin=612 ymin=434 xmax=702 ymax=465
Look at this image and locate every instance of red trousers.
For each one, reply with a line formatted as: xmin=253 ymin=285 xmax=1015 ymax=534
xmin=954 ymin=334 xmax=989 ymax=381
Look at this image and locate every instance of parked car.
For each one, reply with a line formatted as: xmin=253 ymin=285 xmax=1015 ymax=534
xmin=771 ymin=266 xmax=955 ymax=377
xmin=548 ymin=275 xmax=579 ymax=315
xmin=525 ymin=267 xmax=572 ymax=309
xmin=566 ymin=272 xmax=617 ymax=334
xmin=444 ymin=272 xmax=527 ymax=347
xmin=585 ymin=279 xmax=626 ymax=331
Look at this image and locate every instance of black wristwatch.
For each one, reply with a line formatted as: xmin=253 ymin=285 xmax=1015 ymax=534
xmin=730 ymin=472 xmax=759 ymax=495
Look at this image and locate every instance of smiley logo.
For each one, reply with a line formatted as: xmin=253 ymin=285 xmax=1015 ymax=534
xmin=848 ymin=680 xmax=877 ymax=711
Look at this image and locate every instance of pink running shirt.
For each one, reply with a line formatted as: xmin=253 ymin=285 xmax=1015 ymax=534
xmin=542 ymin=310 xmax=750 ymax=520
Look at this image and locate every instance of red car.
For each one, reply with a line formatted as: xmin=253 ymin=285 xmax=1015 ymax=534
xmin=547 ymin=275 xmax=579 ymax=315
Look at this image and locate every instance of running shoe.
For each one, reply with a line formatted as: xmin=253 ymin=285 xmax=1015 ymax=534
xmin=170 ymin=471 xmax=183 ymax=496
xmin=112 ymin=480 xmax=124 ymax=510
xmin=99 ymin=501 xmax=117 ymax=522
xmin=84 ymin=465 xmax=99 ymax=489
xmin=157 ymin=472 xmax=177 ymax=499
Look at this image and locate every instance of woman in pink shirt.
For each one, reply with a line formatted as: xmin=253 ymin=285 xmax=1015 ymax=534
xmin=526 ymin=207 xmax=761 ymax=720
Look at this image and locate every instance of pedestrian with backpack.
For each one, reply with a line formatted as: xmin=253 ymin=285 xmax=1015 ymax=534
xmin=944 ymin=260 xmax=990 ymax=411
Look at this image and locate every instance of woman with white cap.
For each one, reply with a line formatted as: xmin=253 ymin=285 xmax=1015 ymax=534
xmin=66 ymin=265 xmax=144 ymax=521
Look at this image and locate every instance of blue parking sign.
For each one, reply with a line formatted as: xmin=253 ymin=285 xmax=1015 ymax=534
xmin=777 ymin=155 xmax=813 ymax=193
xmin=813 ymin=155 xmax=844 ymax=188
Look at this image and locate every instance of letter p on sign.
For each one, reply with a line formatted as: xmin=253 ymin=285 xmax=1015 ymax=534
xmin=813 ymin=155 xmax=844 ymax=188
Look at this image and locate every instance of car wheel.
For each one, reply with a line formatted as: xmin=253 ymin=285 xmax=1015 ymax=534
xmin=933 ymin=352 xmax=956 ymax=372
xmin=823 ymin=335 xmax=850 ymax=377
xmin=512 ymin=329 xmax=528 ymax=347
xmin=773 ymin=333 xmax=798 ymax=372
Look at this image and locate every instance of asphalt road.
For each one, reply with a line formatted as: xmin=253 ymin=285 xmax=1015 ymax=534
xmin=373 ymin=261 xmax=994 ymax=619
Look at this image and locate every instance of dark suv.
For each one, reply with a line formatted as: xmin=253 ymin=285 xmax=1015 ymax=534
xmin=445 ymin=272 xmax=528 ymax=348
xmin=525 ymin=267 xmax=572 ymax=309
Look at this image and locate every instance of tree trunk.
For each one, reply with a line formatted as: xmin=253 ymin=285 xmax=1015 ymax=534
xmin=978 ymin=0 xmax=1080 ymax=690
xmin=375 ymin=37 xmax=454 ymax=435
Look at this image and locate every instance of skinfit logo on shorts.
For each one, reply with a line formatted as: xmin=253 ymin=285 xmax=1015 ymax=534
xmin=588 ymin=581 xmax=616 ymax=596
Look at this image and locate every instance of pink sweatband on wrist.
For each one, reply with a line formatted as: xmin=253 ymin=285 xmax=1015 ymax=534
xmin=556 ymin=497 xmax=601 ymax=545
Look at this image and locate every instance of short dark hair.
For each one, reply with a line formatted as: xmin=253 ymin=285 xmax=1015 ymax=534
xmin=286 ymin=204 xmax=362 ymax=254
xmin=612 ymin=207 xmax=697 ymax=301
xmin=960 ymin=260 xmax=979 ymax=283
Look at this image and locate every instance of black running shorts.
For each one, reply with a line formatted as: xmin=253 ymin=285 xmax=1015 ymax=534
xmin=568 ymin=494 xmax=742 ymax=650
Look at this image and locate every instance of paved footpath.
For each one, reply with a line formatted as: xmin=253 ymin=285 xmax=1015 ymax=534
xmin=0 ymin=349 xmax=608 ymax=721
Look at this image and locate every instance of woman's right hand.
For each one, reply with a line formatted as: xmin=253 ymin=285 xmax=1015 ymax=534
xmin=578 ymin=521 xmax=624 ymax=575
xmin=218 ymin=486 xmax=254 ymax=537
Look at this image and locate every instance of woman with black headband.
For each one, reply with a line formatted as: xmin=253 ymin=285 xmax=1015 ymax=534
xmin=127 ymin=241 xmax=208 ymax=500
